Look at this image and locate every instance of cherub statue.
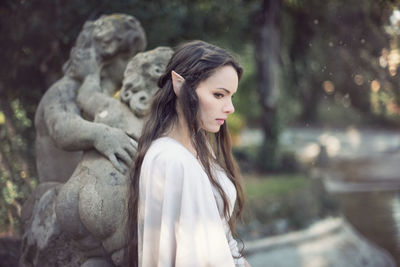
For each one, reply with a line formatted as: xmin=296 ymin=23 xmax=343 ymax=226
xmin=20 ymin=14 xmax=148 ymax=267
xmin=55 ymin=46 xmax=173 ymax=266
xmin=34 ymin=14 xmax=146 ymax=185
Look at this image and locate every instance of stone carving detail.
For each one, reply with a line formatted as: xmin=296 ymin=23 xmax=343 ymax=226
xmin=20 ymin=14 xmax=173 ymax=267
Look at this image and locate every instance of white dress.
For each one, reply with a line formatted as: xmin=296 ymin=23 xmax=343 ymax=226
xmin=138 ymin=137 xmax=245 ymax=267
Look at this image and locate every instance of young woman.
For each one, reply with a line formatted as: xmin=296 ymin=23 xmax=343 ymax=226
xmin=128 ymin=40 xmax=249 ymax=267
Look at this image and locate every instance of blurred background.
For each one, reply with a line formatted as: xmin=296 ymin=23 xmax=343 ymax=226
xmin=1 ymin=0 xmax=400 ymax=266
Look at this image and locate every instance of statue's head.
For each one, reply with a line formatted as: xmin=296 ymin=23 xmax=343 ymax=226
xmin=92 ymin=14 xmax=147 ymax=60
xmin=63 ymin=14 xmax=147 ymax=80
xmin=63 ymin=21 xmax=95 ymax=77
xmin=121 ymin=47 xmax=174 ymax=117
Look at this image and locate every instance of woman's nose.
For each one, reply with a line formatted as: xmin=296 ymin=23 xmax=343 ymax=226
xmin=223 ymin=99 xmax=235 ymax=114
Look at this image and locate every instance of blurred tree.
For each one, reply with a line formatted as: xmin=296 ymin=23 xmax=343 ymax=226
xmin=254 ymin=0 xmax=282 ymax=170
xmin=282 ymin=0 xmax=400 ymax=125
xmin=233 ymin=0 xmax=400 ymax=171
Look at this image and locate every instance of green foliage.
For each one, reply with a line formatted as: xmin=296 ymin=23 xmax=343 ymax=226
xmin=316 ymin=98 xmax=366 ymax=127
xmin=0 ymin=121 xmax=34 ymax=234
xmin=281 ymin=0 xmax=400 ymax=125
xmin=242 ymin=174 xmax=338 ymax=237
xmin=3 ymin=181 xmax=21 ymax=205
xmin=11 ymin=100 xmax=32 ymax=128
xmin=233 ymin=44 xmax=262 ymax=125
xmin=227 ymin=112 xmax=245 ymax=139
xmin=0 ymin=97 xmax=35 ymax=234
xmin=246 ymin=174 xmax=309 ymax=198
xmin=256 ymin=138 xmax=281 ymax=171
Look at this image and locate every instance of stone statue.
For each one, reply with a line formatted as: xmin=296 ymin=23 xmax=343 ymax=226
xmin=55 ymin=46 xmax=173 ymax=266
xmin=33 ymin=14 xmax=146 ymax=185
xmin=19 ymin=14 xmax=173 ymax=267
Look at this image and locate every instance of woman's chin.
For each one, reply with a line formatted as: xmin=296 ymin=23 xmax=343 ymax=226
xmin=203 ymin=125 xmax=221 ymax=133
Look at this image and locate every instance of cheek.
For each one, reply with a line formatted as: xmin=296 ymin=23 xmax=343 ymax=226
xmin=198 ymin=97 xmax=215 ymax=120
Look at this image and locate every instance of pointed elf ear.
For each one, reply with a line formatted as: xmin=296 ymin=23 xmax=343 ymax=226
xmin=171 ymin=70 xmax=185 ymax=96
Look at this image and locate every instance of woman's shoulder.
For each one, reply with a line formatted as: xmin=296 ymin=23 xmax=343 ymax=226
xmin=144 ymin=136 xmax=198 ymax=167
xmin=141 ymin=137 xmax=207 ymax=183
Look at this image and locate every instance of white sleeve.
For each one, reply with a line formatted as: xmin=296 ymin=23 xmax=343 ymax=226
xmin=139 ymin=153 xmax=236 ymax=267
xmin=224 ymin=222 xmax=245 ymax=267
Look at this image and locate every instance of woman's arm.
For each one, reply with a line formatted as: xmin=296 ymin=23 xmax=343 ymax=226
xmin=225 ymin=227 xmax=251 ymax=267
xmin=225 ymin=223 xmax=246 ymax=267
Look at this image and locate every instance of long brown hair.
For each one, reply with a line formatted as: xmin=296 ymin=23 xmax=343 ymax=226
xmin=127 ymin=40 xmax=245 ymax=266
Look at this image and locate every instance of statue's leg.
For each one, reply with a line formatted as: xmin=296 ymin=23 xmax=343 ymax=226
xmin=56 ymin=169 xmax=91 ymax=238
xmin=81 ymin=257 xmax=115 ymax=267
xmin=110 ymin=246 xmax=128 ymax=267
xmin=20 ymin=185 xmax=86 ymax=266
xmin=102 ymin=227 xmax=129 ymax=267
xmin=55 ymin=167 xmax=106 ymax=257
xmin=78 ymin=165 xmax=130 ymax=267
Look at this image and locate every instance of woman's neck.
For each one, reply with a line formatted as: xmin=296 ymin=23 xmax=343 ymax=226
xmin=166 ymin=107 xmax=197 ymax=156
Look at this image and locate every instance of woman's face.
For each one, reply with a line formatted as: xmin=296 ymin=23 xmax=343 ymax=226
xmin=195 ymin=65 xmax=239 ymax=133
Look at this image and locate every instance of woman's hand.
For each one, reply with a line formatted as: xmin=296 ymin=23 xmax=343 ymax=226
xmin=244 ymin=258 xmax=251 ymax=267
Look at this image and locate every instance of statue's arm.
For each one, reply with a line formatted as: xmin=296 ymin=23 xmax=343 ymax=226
xmin=43 ymin=78 xmax=137 ymax=173
xmin=43 ymin=79 xmax=106 ymax=151
xmin=75 ymin=47 xmax=115 ymax=118
xmin=77 ymin=73 xmax=113 ymax=118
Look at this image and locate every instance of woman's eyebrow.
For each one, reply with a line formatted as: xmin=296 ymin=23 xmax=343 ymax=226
xmin=217 ymin=87 xmax=231 ymax=94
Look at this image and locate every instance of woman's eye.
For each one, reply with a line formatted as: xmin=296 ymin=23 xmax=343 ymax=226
xmin=214 ymin=93 xmax=224 ymax=99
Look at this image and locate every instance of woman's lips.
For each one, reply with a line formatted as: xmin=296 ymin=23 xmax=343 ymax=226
xmin=216 ymin=119 xmax=225 ymax=125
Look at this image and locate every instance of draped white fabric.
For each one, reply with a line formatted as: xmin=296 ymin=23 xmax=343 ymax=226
xmin=138 ymin=137 xmax=244 ymax=267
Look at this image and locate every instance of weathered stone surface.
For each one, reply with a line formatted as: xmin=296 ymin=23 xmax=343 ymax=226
xmin=20 ymin=14 xmax=157 ymax=267
xmin=21 ymin=15 xmax=173 ymax=265
xmin=20 ymin=185 xmax=85 ymax=267
xmin=120 ymin=46 xmax=173 ymax=118
xmin=246 ymin=217 xmax=396 ymax=267
xmin=55 ymin=46 xmax=173 ymax=266
xmin=20 ymin=182 xmax=61 ymax=230
xmin=34 ymin=13 xmax=146 ymax=184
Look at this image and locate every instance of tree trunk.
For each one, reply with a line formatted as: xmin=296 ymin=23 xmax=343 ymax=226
xmin=254 ymin=0 xmax=282 ymax=170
